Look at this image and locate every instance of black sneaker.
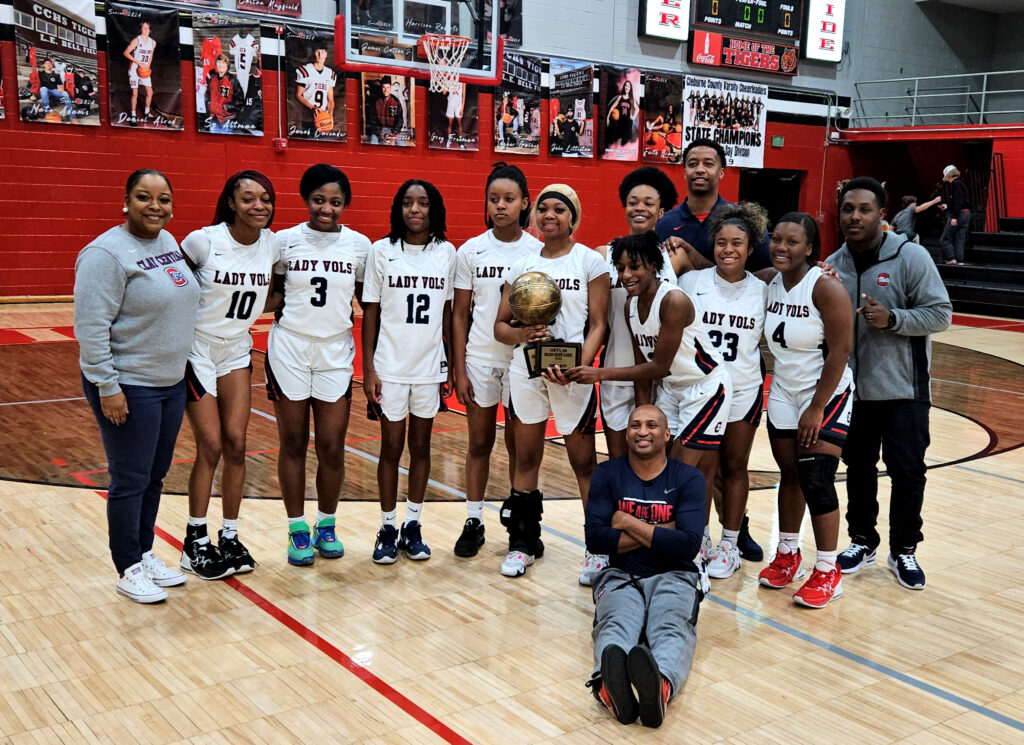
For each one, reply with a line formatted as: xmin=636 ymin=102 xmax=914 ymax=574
xmin=218 ymin=530 xmax=255 ymax=573
xmin=179 ymin=535 xmax=234 ymax=580
xmin=737 ymin=515 xmax=763 ymax=562
xmin=129 ymin=113 xmax=137 ymax=127
xmin=628 ymin=645 xmax=670 ymax=729
xmin=837 ymin=540 xmax=877 ymax=574
xmin=454 ymin=518 xmax=485 ymax=557
xmin=888 ymin=548 xmax=926 ymax=590
xmin=587 ymin=644 xmax=637 ymax=724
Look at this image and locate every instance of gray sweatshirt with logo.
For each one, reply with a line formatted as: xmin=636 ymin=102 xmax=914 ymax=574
xmin=828 ymin=231 xmax=952 ymax=402
xmin=74 ymin=225 xmax=200 ymax=396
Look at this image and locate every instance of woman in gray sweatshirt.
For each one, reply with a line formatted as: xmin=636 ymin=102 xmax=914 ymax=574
xmin=74 ymin=169 xmax=200 ymax=603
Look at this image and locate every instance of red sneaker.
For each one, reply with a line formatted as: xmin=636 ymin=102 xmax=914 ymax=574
xmin=793 ymin=566 xmax=844 ymax=608
xmin=587 ymin=644 xmax=637 ymax=724
xmin=758 ymin=548 xmax=807 ymax=588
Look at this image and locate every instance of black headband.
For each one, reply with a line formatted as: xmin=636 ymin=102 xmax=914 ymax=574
xmin=537 ymin=190 xmax=578 ymax=224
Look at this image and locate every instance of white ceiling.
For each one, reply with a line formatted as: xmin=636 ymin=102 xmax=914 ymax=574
xmin=918 ymin=0 xmax=1024 ymax=13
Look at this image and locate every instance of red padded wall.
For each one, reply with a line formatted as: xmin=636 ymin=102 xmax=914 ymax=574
xmin=0 ymin=40 xmax=843 ymax=296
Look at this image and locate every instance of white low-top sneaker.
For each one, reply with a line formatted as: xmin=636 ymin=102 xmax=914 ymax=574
xmin=141 ymin=551 xmax=187 ymax=587
xmin=117 ymin=562 xmax=168 ymax=604
xmin=501 ymin=550 xmax=534 ymax=577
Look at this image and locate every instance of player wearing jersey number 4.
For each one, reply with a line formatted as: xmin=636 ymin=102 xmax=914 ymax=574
xmin=678 ymin=204 xmax=769 ymax=581
xmin=452 ymin=163 xmax=541 ymax=557
xmin=758 ymin=212 xmax=854 ymax=609
xmin=267 ymin=165 xmax=370 ymax=566
xmin=179 ymin=171 xmax=279 ymax=581
xmin=494 ymin=184 xmax=609 ymax=581
xmin=362 ymin=181 xmax=456 ymax=564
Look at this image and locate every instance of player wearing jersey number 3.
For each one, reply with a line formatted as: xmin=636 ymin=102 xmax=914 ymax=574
xmin=452 ymin=163 xmax=541 ymax=557
xmin=362 ymin=181 xmax=456 ymax=564
xmin=267 ymin=165 xmax=371 ymax=566
xmin=759 ymin=212 xmax=854 ymax=608
xmin=178 ymin=171 xmax=279 ymax=581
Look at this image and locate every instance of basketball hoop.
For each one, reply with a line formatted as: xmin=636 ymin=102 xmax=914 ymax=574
xmin=422 ymin=34 xmax=471 ymax=93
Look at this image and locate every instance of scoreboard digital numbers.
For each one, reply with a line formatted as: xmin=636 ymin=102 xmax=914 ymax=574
xmin=693 ymin=0 xmax=803 ymax=41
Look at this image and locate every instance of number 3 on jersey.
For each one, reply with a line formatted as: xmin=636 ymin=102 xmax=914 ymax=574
xmin=406 ymin=293 xmax=429 ymax=324
xmin=708 ymin=329 xmax=739 ymax=362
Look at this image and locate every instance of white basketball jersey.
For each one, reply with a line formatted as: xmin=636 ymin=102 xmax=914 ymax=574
xmin=765 ymin=266 xmax=853 ymax=392
xmin=363 ymin=238 xmax=456 ymax=384
xmin=274 ymin=223 xmax=370 ymax=341
xmin=182 ymin=223 xmax=278 ymax=341
xmin=628 ymin=282 xmax=721 ymax=386
xmin=133 ymin=36 xmax=154 ymax=70
xmin=604 ymin=246 xmax=677 ymax=370
xmin=297 ymin=63 xmax=335 ymax=109
xmin=679 ymin=267 xmax=766 ymax=391
xmin=454 ymin=229 xmax=542 ymax=366
xmin=507 ymin=243 xmax=609 ymax=376
xmin=230 ymin=33 xmax=258 ymax=92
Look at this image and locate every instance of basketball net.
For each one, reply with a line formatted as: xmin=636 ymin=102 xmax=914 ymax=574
xmin=422 ymin=34 xmax=471 ymax=93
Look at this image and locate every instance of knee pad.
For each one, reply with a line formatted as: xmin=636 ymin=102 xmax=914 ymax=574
xmin=798 ymin=454 xmax=840 ymax=517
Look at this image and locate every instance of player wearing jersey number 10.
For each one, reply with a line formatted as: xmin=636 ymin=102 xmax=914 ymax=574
xmin=266 ymin=165 xmax=371 ymax=566
xmin=362 ymin=180 xmax=456 ymax=565
xmin=759 ymin=212 xmax=855 ymax=609
xmin=178 ymin=171 xmax=280 ymax=581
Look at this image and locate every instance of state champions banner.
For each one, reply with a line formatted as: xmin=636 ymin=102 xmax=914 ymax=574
xmin=683 ymin=74 xmax=767 ymax=168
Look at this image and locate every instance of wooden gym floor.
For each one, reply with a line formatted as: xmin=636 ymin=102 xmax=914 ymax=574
xmin=1 ymin=303 xmax=1023 ymax=745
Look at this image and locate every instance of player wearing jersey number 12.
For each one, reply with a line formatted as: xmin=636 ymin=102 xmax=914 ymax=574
xmin=362 ymin=180 xmax=456 ymax=565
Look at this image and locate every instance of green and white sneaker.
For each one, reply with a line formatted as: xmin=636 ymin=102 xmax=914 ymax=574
xmin=287 ymin=521 xmax=315 ymax=566
xmin=313 ymin=516 xmax=345 ymax=559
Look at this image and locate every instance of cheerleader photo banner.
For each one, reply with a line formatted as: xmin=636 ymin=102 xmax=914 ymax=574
xmin=105 ymin=3 xmax=182 ymax=130
xmin=682 ymin=74 xmax=768 ymax=168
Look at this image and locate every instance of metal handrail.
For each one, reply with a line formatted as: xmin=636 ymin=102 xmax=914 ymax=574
xmin=851 ymin=70 xmax=1024 ymax=127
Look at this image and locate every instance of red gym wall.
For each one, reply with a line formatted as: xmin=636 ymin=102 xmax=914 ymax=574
xmin=0 ymin=40 xmax=851 ymax=297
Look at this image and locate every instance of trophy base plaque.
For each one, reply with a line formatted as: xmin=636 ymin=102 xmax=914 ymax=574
xmin=523 ymin=340 xmax=582 ymax=379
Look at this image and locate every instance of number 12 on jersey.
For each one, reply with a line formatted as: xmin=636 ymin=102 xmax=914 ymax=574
xmin=406 ymin=293 xmax=430 ymax=324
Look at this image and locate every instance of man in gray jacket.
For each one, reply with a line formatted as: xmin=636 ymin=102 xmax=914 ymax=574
xmin=828 ymin=177 xmax=952 ymax=590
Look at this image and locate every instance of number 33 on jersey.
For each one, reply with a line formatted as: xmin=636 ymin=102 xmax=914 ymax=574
xmin=363 ymin=238 xmax=457 ymax=384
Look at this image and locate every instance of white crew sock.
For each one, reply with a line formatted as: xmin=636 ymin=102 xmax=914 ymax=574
xmin=381 ymin=509 xmax=398 ymax=528
xmin=405 ymin=501 xmax=423 ymax=526
xmin=467 ymin=501 xmax=484 ymax=520
xmin=287 ymin=515 xmax=306 ymax=528
xmin=815 ymin=549 xmax=838 ymax=572
xmin=779 ymin=532 xmax=800 ymax=555
xmin=221 ymin=518 xmax=238 ymax=540
xmin=316 ymin=509 xmax=333 ymax=524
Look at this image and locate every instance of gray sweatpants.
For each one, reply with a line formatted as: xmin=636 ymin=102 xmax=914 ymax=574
xmin=591 ymin=568 xmax=701 ymax=698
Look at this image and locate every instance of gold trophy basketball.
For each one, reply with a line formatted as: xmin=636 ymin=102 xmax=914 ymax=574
xmin=508 ymin=271 xmax=582 ymax=379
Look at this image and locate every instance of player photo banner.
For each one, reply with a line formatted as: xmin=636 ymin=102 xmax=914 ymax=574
xmin=285 ymin=26 xmax=345 ymax=141
xmin=548 ymin=59 xmax=593 ymax=159
xmin=193 ymin=12 xmax=263 ymax=136
xmin=494 ymin=53 xmax=541 ymax=156
xmin=237 ymin=0 xmax=300 ymax=19
xmin=428 ymin=84 xmax=479 ymax=151
xmin=599 ymin=66 xmax=640 ymax=161
xmin=361 ymin=73 xmax=415 ymax=146
xmin=683 ymin=74 xmax=767 ymax=168
xmin=105 ymin=3 xmax=182 ymax=130
xmin=642 ymin=72 xmax=683 ymax=165
xmin=14 ymin=0 xmax=100 ymax=125
xmin=484 ymin=0 xmax=522 ymax=49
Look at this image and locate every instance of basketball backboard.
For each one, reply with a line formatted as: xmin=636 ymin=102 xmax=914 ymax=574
xmin=336 ymin=0 xmax=502 ymax=85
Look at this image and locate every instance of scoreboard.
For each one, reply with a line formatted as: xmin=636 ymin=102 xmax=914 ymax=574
xmin=693 ymin=0 xmax=803 ymax=42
